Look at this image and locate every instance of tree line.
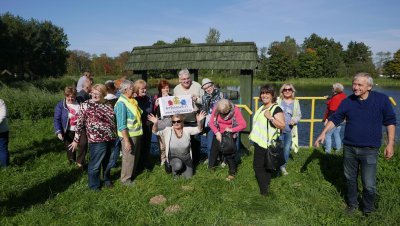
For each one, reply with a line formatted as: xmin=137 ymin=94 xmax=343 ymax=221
xmin=1 ymin=13 xmax=399 ymax=80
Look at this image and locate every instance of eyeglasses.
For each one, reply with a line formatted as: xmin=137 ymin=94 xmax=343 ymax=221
xmin=172 ymin=120 xmax=182 ymax=124
xmin=283 ymin=88 xmax=293 ymax=92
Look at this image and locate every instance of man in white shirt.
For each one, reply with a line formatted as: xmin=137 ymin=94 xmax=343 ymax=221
xmin=76 ymin=71 xmax=92 ymax=92
xmin=173 ymin=69 xmax=204 ymax=124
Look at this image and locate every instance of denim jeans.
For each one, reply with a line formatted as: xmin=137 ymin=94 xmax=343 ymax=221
xmin=88 ymin=141 xmax=114 ymax=190
xmin=343 ymin=145 xmax=378 ymax=213
xmin=0 ymin=131 xmax=9 ymax=167
xmin=324 ymin=125 xmax=342 ymax=153
xmin=281 ymin=132 xmax=292 ymax=167
xmin=106 ymin=139 xmax=121 ymax=169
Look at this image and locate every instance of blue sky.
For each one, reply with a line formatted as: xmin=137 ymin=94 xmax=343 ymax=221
xmin=1 ymin=0 xmax=400 ymax=57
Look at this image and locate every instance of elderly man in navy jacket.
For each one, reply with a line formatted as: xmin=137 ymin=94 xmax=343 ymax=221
xmin=315 ymin=72 xmax=396 ymax=216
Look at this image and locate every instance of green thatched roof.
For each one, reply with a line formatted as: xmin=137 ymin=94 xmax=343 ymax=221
xmin=125 ymin=42 xmax=258 ymax=71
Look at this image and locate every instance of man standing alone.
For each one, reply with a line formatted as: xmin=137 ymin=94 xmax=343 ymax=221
xmin=315 ymin=72 xmax=396 ymax=216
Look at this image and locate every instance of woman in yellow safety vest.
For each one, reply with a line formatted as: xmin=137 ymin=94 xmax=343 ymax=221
xmin=249 ymin=84 xmax=285 ymax=196
xmin=114 ymin=80 xmax=143 ymax=186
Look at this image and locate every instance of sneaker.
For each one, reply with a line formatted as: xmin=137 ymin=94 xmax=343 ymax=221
xmin=221 ymin=162 xmax=226 ymax=168
xmin=203 ymin=159 xmax=209 ymax=165
xmin=226 ymin=175 xmax=235 ymax=181
xmin=280 ymin=167 xmax=289 ymax=176
xmin=345 ymin=205 xmax=357 ymax=215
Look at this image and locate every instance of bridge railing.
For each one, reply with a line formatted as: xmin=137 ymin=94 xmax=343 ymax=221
xmin=236 ymin=96 xmax=397 ymax=148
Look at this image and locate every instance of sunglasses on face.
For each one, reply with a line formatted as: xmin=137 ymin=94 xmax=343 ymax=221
xmin=283 ymin=88 xmax=293 ymax=92
xmin=172 ymin=120 xmax=182 ymax=124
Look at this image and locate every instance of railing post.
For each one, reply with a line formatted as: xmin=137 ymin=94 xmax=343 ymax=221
xmin=309 ymin=98 xmax=316 ymax=147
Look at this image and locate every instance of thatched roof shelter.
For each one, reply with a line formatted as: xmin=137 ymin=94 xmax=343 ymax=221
xmin=125 ymin=42 xmax=258 ymax=71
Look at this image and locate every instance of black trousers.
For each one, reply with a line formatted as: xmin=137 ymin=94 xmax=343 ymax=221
xmin=209 ymin=136 xmax=236 ymax=176
xmin=253 ymin=142 xmax=273 ymax=195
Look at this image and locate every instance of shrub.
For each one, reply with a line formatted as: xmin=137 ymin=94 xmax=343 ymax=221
xmin=0 ymin=83 xmax=63 ymax=121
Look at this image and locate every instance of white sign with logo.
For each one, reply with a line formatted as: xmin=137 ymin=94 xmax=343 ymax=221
xmin=159 ymin=95 xmax=194 ymax=117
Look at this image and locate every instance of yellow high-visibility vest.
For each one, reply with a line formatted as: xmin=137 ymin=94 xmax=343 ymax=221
xmin=115 ymin=96 xmax=143 ymax=137
xmin=249 ymin=104 xmax=280 ymax=149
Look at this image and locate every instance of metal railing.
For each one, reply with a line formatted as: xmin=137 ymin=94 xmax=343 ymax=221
xmin=236 ymin=96 xmax=397 ymax=147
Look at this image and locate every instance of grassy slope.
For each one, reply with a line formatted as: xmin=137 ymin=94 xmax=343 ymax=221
xmin=1 ymin=118 xmax=399 ymax=225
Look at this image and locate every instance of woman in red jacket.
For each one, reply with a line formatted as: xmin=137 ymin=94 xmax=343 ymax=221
xmin=323 ymin=83 xmax=346 ymax=153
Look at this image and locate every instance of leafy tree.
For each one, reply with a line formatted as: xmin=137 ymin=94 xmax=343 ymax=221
xmin=114 ymin=51 xmax=131 ymax=76
xmin=343 ymin=41 xmax=375 ymax=76
xmin=375 ymin=51 xmax=392 ymax=74
xmin=0 ymin=13 xmax=69 ymax=78
xmin=173 ymin=37 xmax=191 ymax=45
xmin=267 ymin=36 xmax=299 ymax=80
xmin=302 ymin=33 xmax=343 ymax=77
xmin=383 ymin=49 xmax=400 ymax=78
xmin=153 ymin=40 xmax=169 ymax=46
xmin=66 ymin=50 xmax=91 ymax=75
xmin=298 ymin=48 xmax=323 ymax=78
xmin=205 ymin=28 xmax=220 ymax=43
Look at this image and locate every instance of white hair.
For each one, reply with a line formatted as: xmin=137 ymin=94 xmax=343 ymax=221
xmin=332 ymin=83 xmax=344 ymax=93
xmin=119 ymin=80 xmax=134 ymax=94
xmin=178 ymin=69 xmax=190 ymax=78
xmin=354 ymin=72 xmax=374 ymax=87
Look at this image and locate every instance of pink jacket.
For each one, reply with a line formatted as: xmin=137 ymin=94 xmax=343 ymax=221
xmin=209 ymin=105 xmax=247 ymax=134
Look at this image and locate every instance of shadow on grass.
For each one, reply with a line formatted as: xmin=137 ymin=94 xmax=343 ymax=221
xmin=0 ymin=168 xmax=82 ymax=216
xmin=11 ymin=137 xmax=65 ymax=166
xmin=300 ymin=149 xmax=346 ymax=197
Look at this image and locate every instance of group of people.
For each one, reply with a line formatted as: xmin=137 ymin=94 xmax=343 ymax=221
xmin=51 ymin=70 xmax=396 ymax=216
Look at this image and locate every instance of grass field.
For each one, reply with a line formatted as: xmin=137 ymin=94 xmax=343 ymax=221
xmin=1 ymin=118 xmax=399 ymax=225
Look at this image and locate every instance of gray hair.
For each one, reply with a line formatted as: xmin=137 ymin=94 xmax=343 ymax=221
xmin=178 ymin=69 xmax=190 ymax=78
xmin=119 ymin=80 xmax=134 ymax=94
xmin=354 ymin=72 xmax=374 ymax=87
xmin=332 ymin=83 xmax=344 ymax=94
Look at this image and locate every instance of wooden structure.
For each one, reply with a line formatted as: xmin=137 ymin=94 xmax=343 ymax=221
xmin=125 ymin=42 xmax=258 ymax=132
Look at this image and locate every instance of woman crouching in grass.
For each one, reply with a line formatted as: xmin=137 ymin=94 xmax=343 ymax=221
xmin=148 ymin=111 xmax=206 ymax=179
xmin=69 ymin=84 xmax=117 ymax=190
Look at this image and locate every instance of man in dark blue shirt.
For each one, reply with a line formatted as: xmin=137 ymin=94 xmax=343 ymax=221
xmin=315 ymin=72 xmax=396 ymax=216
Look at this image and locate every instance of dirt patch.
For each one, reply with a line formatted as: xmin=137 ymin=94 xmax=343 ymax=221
xmin=181 ymin=185 xmax=194 ymax=191
xmin=149 ymin=195 xmax=167 ymax=205
xmin=164 ymin=204 xmax=181 ymax=215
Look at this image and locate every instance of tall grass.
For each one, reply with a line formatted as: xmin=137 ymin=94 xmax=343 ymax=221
xmin=1 ymin=117 xmax=399 ymax=225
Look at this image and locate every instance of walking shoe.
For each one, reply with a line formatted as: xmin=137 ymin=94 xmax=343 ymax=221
xmin=203 ymin=159 xmax=209 ymax=165
xmin=226 ymin=175 xmax=235 ymax=181
xmin=345 ymin=205 xmax=358 ymax=215
xmin=280 ymin=167 xmax=289 ymax=176
xmin=221 ymin=162 xmax=226 ymax=168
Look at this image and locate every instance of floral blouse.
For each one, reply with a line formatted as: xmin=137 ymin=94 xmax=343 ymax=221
xmin=73 ymin=100 xmax=117 ymax=143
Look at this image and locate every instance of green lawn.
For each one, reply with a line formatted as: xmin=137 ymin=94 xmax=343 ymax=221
xmin=1 ymin=118 xmax=399 ymax=225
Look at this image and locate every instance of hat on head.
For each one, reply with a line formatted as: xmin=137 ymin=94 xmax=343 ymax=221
xmin=201 ymin=78 xmax=213 ymax=88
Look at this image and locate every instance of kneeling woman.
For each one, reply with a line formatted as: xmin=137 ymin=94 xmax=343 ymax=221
xmin=148 ymin=112 xmax=206 ymax=179
xmin=208 ymin=99 xmax=247 ymax=181
xmin=250 ymin=85 xmax=285 ymax=196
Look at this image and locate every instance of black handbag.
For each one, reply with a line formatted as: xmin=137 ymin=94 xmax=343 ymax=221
xmin=265 ymin=141 xmax=285 ymax=171
xmin=220 ymin=132 xmax=236 ymax=154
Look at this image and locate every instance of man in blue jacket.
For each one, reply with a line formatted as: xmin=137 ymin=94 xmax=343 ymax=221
xmin=315 ymin=72 xmax=396 ymax=216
